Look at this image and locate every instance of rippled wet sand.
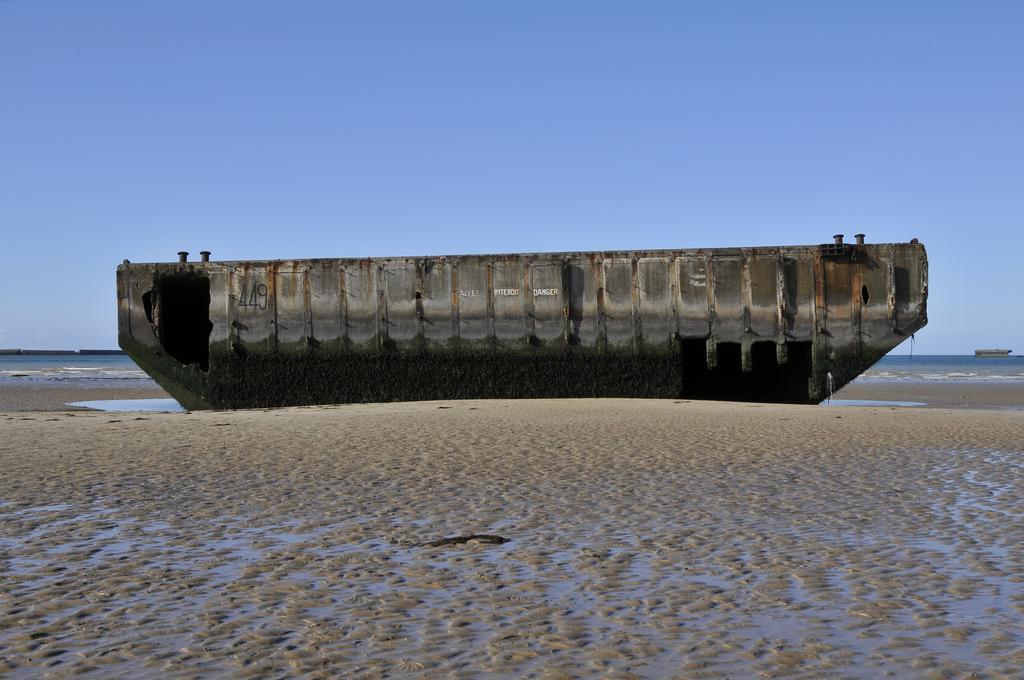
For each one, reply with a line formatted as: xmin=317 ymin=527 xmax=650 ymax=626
xmin=836 ymin=381 xmax=1024 ymax=411
xmin=2 ymin=400 xmax=1023 ymax=677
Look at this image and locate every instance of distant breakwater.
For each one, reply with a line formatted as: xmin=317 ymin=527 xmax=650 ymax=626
xmin=0 ymin=349 xmax=126 ymax=356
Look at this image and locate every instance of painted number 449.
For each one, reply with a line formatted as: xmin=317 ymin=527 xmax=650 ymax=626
xmin=238 ymin=284 xmax=268 ymax=310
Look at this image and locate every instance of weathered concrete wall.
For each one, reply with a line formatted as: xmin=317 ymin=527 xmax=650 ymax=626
xmin=117 ymin=241 xmax=928 ymax=409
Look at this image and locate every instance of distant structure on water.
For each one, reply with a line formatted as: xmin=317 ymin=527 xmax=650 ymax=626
xmin=975 ymin=348 xmax=1012 ymax=357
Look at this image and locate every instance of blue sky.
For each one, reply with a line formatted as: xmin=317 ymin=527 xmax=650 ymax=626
xmin=1 ymin=1 xmax=1021 ymax=353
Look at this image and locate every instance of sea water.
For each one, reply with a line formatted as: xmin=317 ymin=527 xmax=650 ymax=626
xmin=860 ymin=354 xmax=1024 ymax=384
xmin=0 ymin=355 xmax=174 ymax=411
xmin=0 ymin=354 xmax=153 ymax=386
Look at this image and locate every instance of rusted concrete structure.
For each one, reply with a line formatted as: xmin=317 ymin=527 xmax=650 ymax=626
xmin=117 ymin=237 xmax=927 ymax=410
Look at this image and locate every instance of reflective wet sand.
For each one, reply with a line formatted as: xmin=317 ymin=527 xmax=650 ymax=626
xmin=0 ymin=384 xmax=167 ymax=412
xmin=2 ymin=399 xmax=1022 ymax=677
xmin=836 ymin=381 xmax=1024 ymax=411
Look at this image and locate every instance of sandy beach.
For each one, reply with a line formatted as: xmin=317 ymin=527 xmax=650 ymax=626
xmin=2 ymin=397 xmax=1022 ymax=677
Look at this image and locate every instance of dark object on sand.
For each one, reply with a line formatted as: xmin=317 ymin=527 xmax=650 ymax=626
xmin=117 ymin=236 xmax=927 ymax=409
xmin=974 ymin=349 xmax=1012 ymax=357
xmin=425 ymin=535 xmax=510 ymax=547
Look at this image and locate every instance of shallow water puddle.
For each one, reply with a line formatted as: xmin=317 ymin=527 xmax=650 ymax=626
xmin=65 ymin=398 xmax=185 ymax=412
xmin=821 ymin=398 xmax=927 ymax=407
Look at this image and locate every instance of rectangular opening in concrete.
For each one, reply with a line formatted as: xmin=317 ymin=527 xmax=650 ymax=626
xmin=157 ymin=274 xmax=212 ymax=371
xmin=681 ymin=339 xmax=813 ymax=402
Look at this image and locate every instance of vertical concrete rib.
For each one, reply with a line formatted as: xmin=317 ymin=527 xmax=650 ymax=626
xmin=227 ymin=267 xmax=237 ymax=352
xmin=919 ymin=257 xmax=929 ymax=324
xmin=596 ymin=255 xmax=607 ymax=352
xmin=630 ymin=256 xmax=642 ymax=351
xmin=811 ymin=252 xmax=826 ymax=399
xmin=740 ymin=253 xmax=753 ymax=373
xmin=302 ymin=267 xmax=313 ymax=345
xmin=221 ymin=266 xmax=231 ymax=354
xmin=119 ymin=268 xmax=132 ymax=340
xmin=485 ymin=262 xmax=495 ymax=345
xmin=705 ymin=254 xmax=717 ymax=369
xmin=886 ymin=247 xmax=897 ymax=332
xmin=339 ymin=266 xmax=349 ymax=348
xmin=377 ymin=263 xmax=387 ymax=351
xmin=119 ymin=268 xmax=132 ymax=339
xmin=775 ymin=253 xmax=788 ymax=365
xmin=268 ymin=261 xmax=279 ymax=353
xmin=552 ymin=259 xmax=569 ymax=346
xmin=668 ymin=254 xmax=681 ymax=343
xmin=415 ymin=260 xmax=425 ymax=346
xmin=851 ymin=252 xmax=863 ymax=354
xmin=450 ymin=261 xmax=462 ymax=342
xmin=450 ymin=262 xmax=461 ymax=344
xmin=525 ymin=260 xmax=536 ymax=341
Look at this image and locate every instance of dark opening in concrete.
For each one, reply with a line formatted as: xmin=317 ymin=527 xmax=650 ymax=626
xmin=680 ymin=339 xmax=813 ymax=402
xmin=157 ymin=274 xmax=212 ymax=371
xmin=142 ymin=291 xmax=154 ymax=324
xmin=861 ymin=284 xmax=870 ymax=305
xmin=895 ymin=267 xmax=910 ymax=306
